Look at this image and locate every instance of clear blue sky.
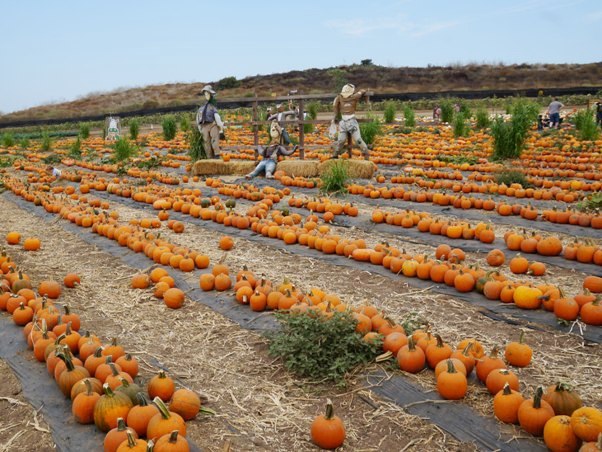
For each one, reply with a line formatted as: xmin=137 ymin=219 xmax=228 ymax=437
xmin=1 ymin=0 xmax=599 ymax=113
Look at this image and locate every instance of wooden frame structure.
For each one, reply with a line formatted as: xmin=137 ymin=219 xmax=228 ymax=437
xmin=216 ymin=92 xmax=373 ymax=159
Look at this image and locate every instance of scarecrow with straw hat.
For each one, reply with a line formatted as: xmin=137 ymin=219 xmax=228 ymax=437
xmin=331 ymin=84 xmax=369 ymax=160
xmin=196 ymin=84 xmax=225 ymax=158
xmin=246 ymin=120 xmax=297 ymax=179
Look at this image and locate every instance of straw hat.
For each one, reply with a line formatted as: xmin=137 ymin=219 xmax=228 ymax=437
xmin=200 ymin=85 xmax=216 ymax=95
xmin=340 ymin=84 xmax=355 ymax=98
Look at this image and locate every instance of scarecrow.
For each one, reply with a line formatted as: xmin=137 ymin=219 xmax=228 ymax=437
xmin=331 ymin=84 xmax=369 ymax=160
xmin=268 ymin=103 xmax=296 ymax=145
xmin=246 ymin=120 xmax=297 ymax=179
xmin=196 ymin=85 xmax=225 ymax=158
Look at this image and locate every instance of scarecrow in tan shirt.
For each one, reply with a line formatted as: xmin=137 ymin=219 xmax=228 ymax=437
xmin=196 ymin=85 xmax=225 ymax=158
xmin=331 ymin=84 xmax=369 ymax=160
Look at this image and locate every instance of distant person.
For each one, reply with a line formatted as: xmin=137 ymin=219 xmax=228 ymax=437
xmin=537 ymin=115 xmax=544 ymax=131
xmin=454 ymin=103 xmax=461 ymax=113
xmin=268 ymin=103 xmax=295 ymax=145
xmin=331 ymin=84 xmax=370 ymax=160
xmin=47 ymin=166 xmax=61 ymax=179
xmin=246 ymin=121 xmax=296 ymax=179
xmin=196 ymin=85 xmax=225 ymax=158
xmin=596 ymin=102 xmax=602 ymax=128
xmin=433 ymin=105 xmax=441 ymax=122
xmin=547 ymin=97 xmax=564 ymax=129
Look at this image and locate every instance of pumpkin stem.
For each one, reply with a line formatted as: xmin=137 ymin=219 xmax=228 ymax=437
xmin=533 ymin=386 xmax=544 ymax=409
xmin=407 ymin=337 xmax=416 ymax=351
xmin=84 ymin=378 xmax=92 ymax=395
xmin=118 ymin=377 xmax=130 ymax=387
xmin=109 ymin=363 xmax=119 ymax=377
xmin=435 ymin=334 xmax=444 ymax=348
xmin=93 ymin=347 xmax=104 ymax=358
xmin=136 ymin=392 xmax=150 ymax=406
xmin=152 ymin=396 xmax=171 ymax=419
xmin=125 ymin=430 xmax=137 ymax=448
xmin=324 ymin=399 xmax=335 ymax=420
xmin=116 ymin=417 xmax=127 ymax=431
xmin=462 ymin=342 xmax=473 ymax=356
xmin=168 ymin=430 xmax=180 ymax=444
xmin=518 ymin=331 xmax=526 ymax=344
xmin=446 ymin=359 xmax=457 ymax=374
xmin=502 ymin=383 xmax=512 ymax=395
xmin=103 ymin=383 xmax=115 ymax=397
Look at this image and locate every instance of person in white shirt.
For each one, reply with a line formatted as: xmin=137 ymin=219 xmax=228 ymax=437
xmin=547 ymin=97 xmax=564 ymax=129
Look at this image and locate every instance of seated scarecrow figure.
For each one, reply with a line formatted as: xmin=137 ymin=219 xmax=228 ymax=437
xmin=331 ymin=84 xmax=370 ymax=160
xmin=246 ymin=120 xmax=296 ymax=179
xmin=196 ymin=85 xmax=225 ymax=158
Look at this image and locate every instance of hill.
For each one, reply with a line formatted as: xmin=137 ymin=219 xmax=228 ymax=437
xmin=2 ymin=62 xmax=601 ymax=122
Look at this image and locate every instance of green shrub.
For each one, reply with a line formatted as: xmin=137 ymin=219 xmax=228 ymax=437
xmin=440 ymin=101 xmax=454 ymax=123
xmin=573 ymin=108 xmax=599 ymax=141
xmin=476 ymin=109 xmax=490 ymax=129
xmin=69 ymin=137 xmax=81 ymax=158
xmin=495 ymin=169 xmax=531 ymax=187
xmin=113 ymin=138 xmax=137 ymax=162
xmin=187 ymin=127 xmax=206 ymax=162
xmin=19 ymin=138 xmax=30 ymax=149
xmin=2 ymin=133 xmax=15 ymax=147
xmin=216 ymin=76 xmax=240 ymax=90
xmin=383 ymin=102 xmax=396 ymax=123
xmin=359 ymin=118 xmax=382 ymax=146
xmin=403 ymin=105 xmax=415 ymax=127
xmin=179 ymin=115 xmax=190 ymax=132
xmin=453 ymin=113 xmax=469 ymax=138
xmin=320 ymin=160 xmax=349 ymax=194
xmin=162 ymin=115 xmax=177 ymax=140
xmin=41 ymin=133 xmax=52 ymax=151
xmin=268 ymin=311 xmax=380 ymax=385
xmin=460 ymin=103 xmax=472 ymax=119
xmin=303 ymin=122 xmax=314 ymax=134
xmin=577 ymin=192 xmax=602 ymax=212
xmin=307 ymin=101 xmax=319 ymax=120
xmin=327 ymin=68 xmax=348 ymax=92
xmin=129 ymin=119 xmax=140 ymax=140
xmin=491 ymin=100 xmax=539 ymax=160
xmin=79 ymin=124 xmax=90 ymax=139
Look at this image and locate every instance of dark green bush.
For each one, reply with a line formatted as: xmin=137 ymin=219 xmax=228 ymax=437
xmin=162 ymin=115 xmax=177 ymax=140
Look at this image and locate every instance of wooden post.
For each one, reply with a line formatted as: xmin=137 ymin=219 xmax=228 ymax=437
xmin=346 ymin=134 xmax=353 ymax=158
xmin=252 ymin=96 xmax=258 ymax=160
xmin=298 ymin=97 xmax=305 ymax=160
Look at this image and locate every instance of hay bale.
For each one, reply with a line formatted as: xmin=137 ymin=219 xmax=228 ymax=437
xmin=191 ymin=159 xmax=256 ymax=176
xmin=318 ymin=159 xmax=376 ymax=179
xmin=276 ymin=160 xmax=320 ymax=178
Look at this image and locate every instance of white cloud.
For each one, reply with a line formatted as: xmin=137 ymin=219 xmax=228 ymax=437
xmin=324 ymin=16 xmax=458 ymax=38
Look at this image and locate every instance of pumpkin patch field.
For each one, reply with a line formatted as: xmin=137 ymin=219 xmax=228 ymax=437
xmin=0 ymin=115 xmax=601 ymax=451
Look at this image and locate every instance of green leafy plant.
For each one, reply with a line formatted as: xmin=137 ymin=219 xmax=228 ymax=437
xmin=495 ymin=169 xmax=531 ymax=187
xmin=383 ymin=102 xmax=396 ymax=123
xmin=0 ymin=156 xmax=16 ymax=167
xmin=19 ymin=138 xmax=30 ymax=149
xmin=162 ymin=115 xmax=177 ymax=141
xmin=2 ymin=133 xmax=15 ymax=147
xmin=440 ymin=100 xmax=454 ymax=123
xmin=179 ymin=115 xmax=190 ymax=132
xmin=490 ymin=100 xmax=539 ymax=160
xmin=41 ymin=133 xmax=52 ymax=151
xmin=307 ymin=101 xmax=320 ymax=120
xmin=69 ymin=137 xmax=82 ymax=158
xmin=399 ymin=312 xmax=428 ymax=336
xmin=113 ymin=138 xmax=137 ymax=162
xmin=320 ymin=160 xmax=349 ymax=195
xmin=475 ymin=109 xmax=490 ymax=129
xmin=136 ymin=156 xmax=160 ymax=169
xmin=187 ymin=127 xmax=206 ymax=162
xmin=573 ymin=108 xmax=599 ymax=141
xmin=359 ymin=118 xmax=382 ymax=146
xmin=453 ymin=113 xmax=469 ymax=138
xmin=79 ymin=124 xmax=90 ymax=139
xmin=577 ymin=192 xmax=602 ymax=212
xmin=269 ymin=311 xmax=381 ymax=385
xmin=403 ymin=105 xmax=416 ymax=127
xmin=42 ymin=154 xmax=61 ymax=165
xmin=129 ymin=119 xmax=140 ymax=140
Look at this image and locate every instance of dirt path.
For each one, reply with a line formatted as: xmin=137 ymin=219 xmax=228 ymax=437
xmin=0 ymin=195 xmax=468 ymax=451
xmin=0 ymin=359 xmax=54 ymax=452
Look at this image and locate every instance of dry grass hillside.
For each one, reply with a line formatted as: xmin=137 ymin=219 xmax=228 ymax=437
xmin=3 ymin=62 xmax=601 ymax=122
